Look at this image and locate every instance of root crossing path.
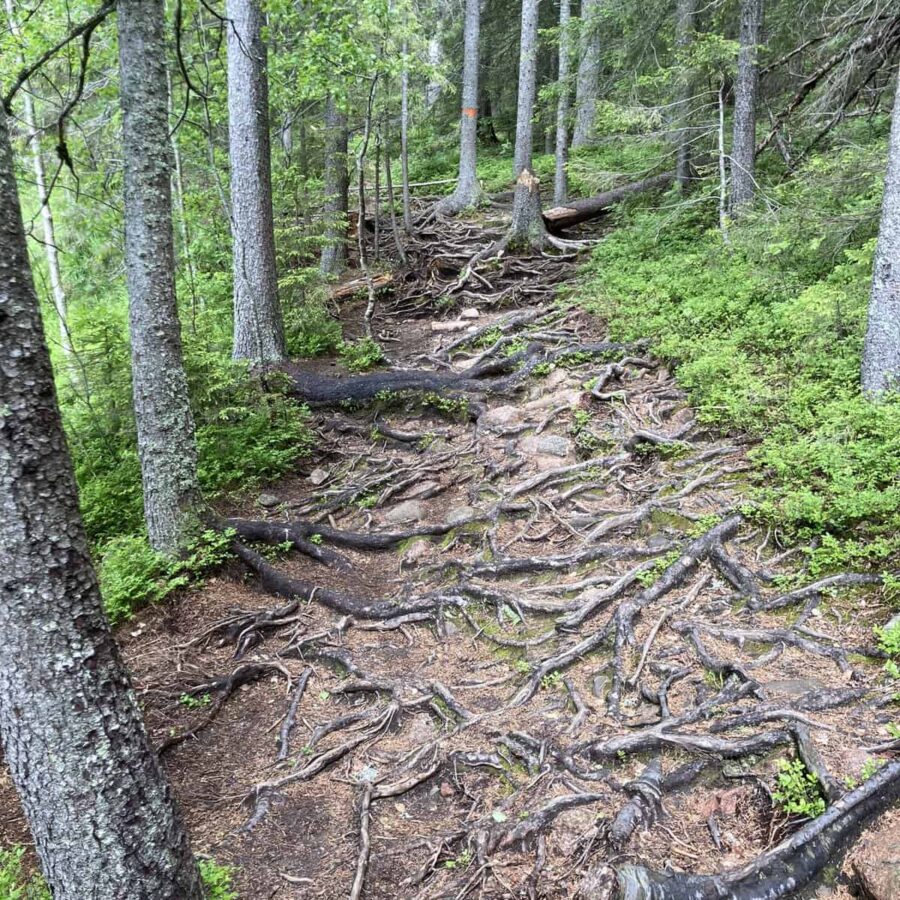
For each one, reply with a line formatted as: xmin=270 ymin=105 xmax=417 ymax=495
xmin=12 ymin=218 xmax=899 ymax=898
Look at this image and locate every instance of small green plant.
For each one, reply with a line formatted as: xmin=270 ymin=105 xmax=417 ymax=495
xmin=309 ymin=533 xmax=323 ymax=545
xmin=179 ymin=692 xmax=212 ymax=710
xmin=876 ymin=620 xmax=900 ymax=657
xmin=443 ymin=849 xmax=472 ymax=870
xmin=339 ymin=338 xmax=385 ymax=372
xmin=861 ymin=758 xmax=885 ymax=781
xmin=772 ymin=758 xmax=826 ymax=818
xmin=356 ymin=491 xmax=378 ymax=510
xmin=532 ymin=362 xmax=554 ymax=377
xmin=541 ymin=670 xmax=563 ymax=690
xmin=514 ymin=659 xmax=531 ymax=675
xmin=886 ymin=722 xmax=900 ymax=739
xmin=635 ymin=550 xmax=680 ymax=587
xmin=199 ymin=859 xmax=239 ymax=900
xmin=0 ymin=846 xmax=50 ymax=900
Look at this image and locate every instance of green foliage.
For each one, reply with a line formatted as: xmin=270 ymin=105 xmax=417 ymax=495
xmin=339 ymin=338 xmax=386 ymax=372
xmin=577 ymin=134 xmax=900 ymax=569
xmin=772 ymin=758 xmax=826 ymax=818
xmin=0 ymin=847 xmax=50 ymax=900
xmin=283 ymin=289 xmax=343 ymax=358
xmin=98 ymin=529 xmax=234 ymax=623
xmin=179 ymin=692 xmax=212 ymax=709
xmin=199 ymin=859 xmax=239 ymax=900
xmin=876 ymin=620 xmax=900 ymax=658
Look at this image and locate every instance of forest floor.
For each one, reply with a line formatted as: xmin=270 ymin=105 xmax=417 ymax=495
xmin=2 ymin=202 xmax=900 ymax=899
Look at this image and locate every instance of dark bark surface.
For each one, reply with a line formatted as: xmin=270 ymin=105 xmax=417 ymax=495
xmin=0 ymin=104 xmax=203 ymax=900
xmin=730 ymin=0 xmax=763 ymax=209
xmin=321 ymin=94 xmax=350 ymax=275
xmin=572 ymin=0 xmax=602 ymax=148
xmin=226 ymin=0 xmax=286 ymax=362
xmin=118 ymin=0 xmax=200 ymax=554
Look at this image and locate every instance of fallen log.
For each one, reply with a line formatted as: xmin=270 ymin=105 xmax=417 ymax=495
xmin=331 ymin=272 xmax=394 ymax=301
xmin=542 ymin=172 xmax=676 ymax=233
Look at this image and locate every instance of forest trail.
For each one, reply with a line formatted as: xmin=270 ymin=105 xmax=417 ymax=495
xmin=4 ymin=210 xmax=897 ymax=899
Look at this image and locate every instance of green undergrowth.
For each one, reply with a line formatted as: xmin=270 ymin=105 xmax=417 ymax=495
xmin=576 ymin=120 xmax=900 ymax=574
xmin=0 ymin=847 xmax=238 ymax=898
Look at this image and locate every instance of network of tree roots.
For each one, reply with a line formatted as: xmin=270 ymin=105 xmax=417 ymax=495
xmin=5 ymin=206 xmax=899 ymax=900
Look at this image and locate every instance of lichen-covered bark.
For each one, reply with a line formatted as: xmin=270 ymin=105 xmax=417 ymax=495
xmin=862 ymin=70 xmax=900 ymax=395
xmin=0 ymin=105 xmax=203 ymax=900
xmin=730 ymin=0 xmax=763 ymax=210
xmin=572 ymin=0 xmax=602 ymax=149
xmin=226 ymin=0 xmax=286 ymax=362
xmin=439 ymin=0 xmax=482 ymax=213
xmin=118 ymin=0 xmax=200 ymax=554
xmin=513 ymin=0 xmax=540 ymax=176
xmin=554 ymin=0 xmax=571 ymax=205
xmin=320 ymin=94 xmax=350 ymax=275
xmin=673 ymin=0 xmax=697 ymax=190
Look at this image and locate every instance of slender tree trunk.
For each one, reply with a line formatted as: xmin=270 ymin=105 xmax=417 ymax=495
xmin=320 ymin=94 xmax=349 ymax=275
xmin=383 ymin=142 xmax=407 ymax=264
xmin=359 ymin=76 xmax=379 ymax=337
xmin=226 ymin=0 xmax=286 ymax=363
xmin=118 ymin=0 xmax=201 ymax=555
xmin=730 ymin=0 xmax=763 ymax=211
xmin=373 ymin=133 xmax=381 ymax=261
xmin=439 ymin=0 xmax=482 ymax=212
xmin=4 ymin=0 xmax=71 ymax=359
xmin=718 ymin=76 xmax=730 ymax=243
xmin=426 ymin=35 xmax=443 ymax=110
xmin=400 ymin=40 xmax=412 ymax=230
xmin=554 ymin=0 xmax=572 ymax=205
xmin=861 ymin=70 xmax=900 ymax=396
xmin=0 ymin=104 xmax=204 ymax=900
xmin=513 ymin=0 xmax=540 ymax=177
xmin=509 ymin=0 xmax=546 ymax=247
xmin=674 ymin=0 xmax=697 ymax=190
xmin=572 ymin=0 xmax=602 ymax=149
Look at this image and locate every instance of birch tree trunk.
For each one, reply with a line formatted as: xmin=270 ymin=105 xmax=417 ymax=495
xmin=4 ymin=0 xmax=71 ymax=359
xmin=226 ymin=0 xmax=286 ymax=363
xmin=0 ymin=104 xmax=204 ymax=900
xmin=320 ymin=94 xmax=349 ymax=275
xmin=401 ymin=40 xmax=412 ymax=230
xmin=426 ymin=35 xmax=443 ymax=110
xmin=674 ymin=0 xmax=697 ymax=190
xmin=730 ymin=0 xmax=763 ymax=211
xmin=554 ymin=0 xmax=572 ymax=205
xmin=861 ymin=71 xmax=900 ymax=396
xmin=439 ymin=0 xmax=482 ymax=213
xmin=572 ymin=0 xmax=602 ymax=149
xmin=118 ymin=0 xmax=201 ymax=555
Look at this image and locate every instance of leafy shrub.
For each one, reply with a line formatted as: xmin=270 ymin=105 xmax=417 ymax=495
xmin=199 ymin=859 xmax=239 ymax=900
xmin=339 ymin=337 xmax=385 ymax=372
xmin=0 ymin=847 xmax=49 ymax=900
xmin=772 ymin=758 xmax=826 ymax=818
xmin=99 ymin=529 xmax=234 ymax=623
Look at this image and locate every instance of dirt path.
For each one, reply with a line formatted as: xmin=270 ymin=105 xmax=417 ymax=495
xmin=2 ymin=212 xmax=899 ymax=899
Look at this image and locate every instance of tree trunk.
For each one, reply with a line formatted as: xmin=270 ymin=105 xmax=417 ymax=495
xmin=0 ymin=104 xmax=204 ymax=900
xmin=118 ymin=0 xmax=201 ymax=555
xmin=861 ymin=69 xmax=900 ymax=396
xmin=513 ymin=0 xmax=541 ymax=177
xmin=674 ymin=0 xmax=697 ymax=190
xmin=400 ymin=40 xmax=412 ymax=230
xmin=440 ymin=0 xmax=482 ymax=212
xmin=226 ymin=0 xmax=286 ymax=362
xmin=426 ymin=35 xmax=443 ymax=110
xmin=554 ymin=0 xmax=572 ymax=205
xmin=730 ymin=0 xmax=763 ymax=210
xmin=3 ymin=0 xmax=71 ymax=360
xmin=320 ymin=94 xmax=349 ymax=275
xmin=572 ymin=0 xmax=602 ymax=149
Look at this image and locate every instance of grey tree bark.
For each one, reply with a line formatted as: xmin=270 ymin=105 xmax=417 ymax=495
xmin=674 ymin=0 xmax=697 ymax=190
xmin=426 ymin=35 xmax=443 ymax=110
xmin=730 ymin=0 xmax=763 ymax=210
xmin=118 ymin=0 xmax=201 ymax=555
xmin=554 ymin=0 xmax=572 ymax=205
xmin=320 ymin=94 xmax=350 ymax=275
xmin=513 ymin=0 xmax=540 ymax=177
xmin=572 ymin=0 xmax=602 ymax=149
xmin=509 ymin=0 xmax=547 ymax=247
xmin=401 ymin=40 xmax=412 ymax=230
xmin=861 ymin=70 xmax=900 ymax=396
xmin=438 ymin=0 xmax=482 ymax=213
xmin=4 ymin=0 xmax=71 ymax=359
xmin=226 ymin=0 xmax=286 ymax=362
xmin=0 ymin=104 xmax=204 ymax=900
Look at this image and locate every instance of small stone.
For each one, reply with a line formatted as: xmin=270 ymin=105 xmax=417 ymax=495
xmin=762 ymin=677 xmax=827 ymax=697
xmin=439 ymin=781 xmax=455 ymax=797
xmin=852 ymin=822 xmax=900 ymax=900
xmin=461 ymin=307 xmax=480 ymax=319
xmin=480 ymin=405 xmax=522 ymax=427
xmin=257 ymin=492 xmax=280 ymax=508
xmin=384 ymin=500 xmax=426 ymax=524
xmin=308 ymin=467 xmax=328 ymax=486
xmin=431 ymin=320 xmax=469 ymax=333
xmin=519 ymin=434 xmax=572 ymax=458
xmin=447 ymin=505 xmax=478 ymax=526
xmin=404 ymin=480 xmax=440 ymax=499
xmin=401 ymin=539 xmax=432 ymax=566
